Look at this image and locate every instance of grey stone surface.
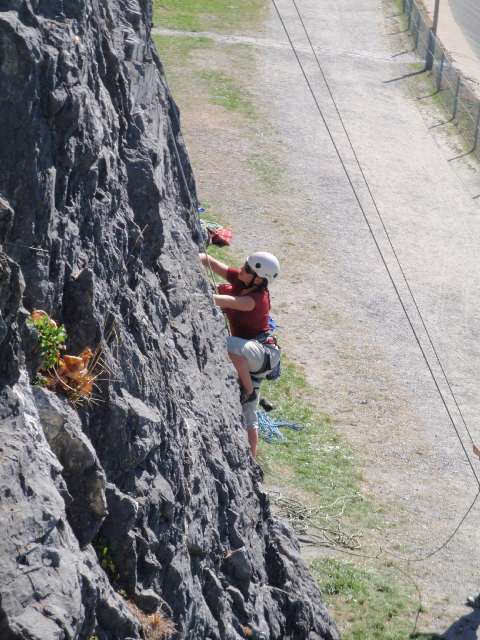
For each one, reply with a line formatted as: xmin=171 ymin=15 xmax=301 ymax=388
xmin=0 ymin=0 xmax=339 ymax=638
xmin=33 ymin=386 xmax=108 ymax=547
xmin=0 ymin=378 xmax=141 ymax=640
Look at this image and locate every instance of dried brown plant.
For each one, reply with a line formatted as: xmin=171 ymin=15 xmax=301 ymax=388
xmin=126 ymin=601 xmax=176 ymax=640
xmin=30 ymin=310 xmax=106 ymax=405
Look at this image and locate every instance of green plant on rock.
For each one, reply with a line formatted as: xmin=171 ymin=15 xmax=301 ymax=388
xmin=93 ymin=536 xmax=121 ymax=585
xmin=99 ymin=544 xmax=119 ymax=582
xmin=28 ymin=310 xmax=66 ymax=369
xmin=28 ymin=309 xmax=98 ymax=403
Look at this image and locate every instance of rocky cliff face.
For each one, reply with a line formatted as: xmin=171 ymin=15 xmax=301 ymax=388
xmin=0 ymin=1 xmax=340 ymax=639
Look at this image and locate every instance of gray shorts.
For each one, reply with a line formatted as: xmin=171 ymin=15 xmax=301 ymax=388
xmin=227 ymin=336 xmax=281 ymax=430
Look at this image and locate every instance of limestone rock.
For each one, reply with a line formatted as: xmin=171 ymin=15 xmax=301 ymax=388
xmin=33 ymin=386 xmax=108 ymax=546
xmin=0 ymin=379 xmax=141 ymax=639
xmin=0 ymin=0 xmax=340 ymax=638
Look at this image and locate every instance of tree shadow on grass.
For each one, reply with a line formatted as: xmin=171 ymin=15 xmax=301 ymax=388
xmin=411 ymin=608 xmax=480 ymax=639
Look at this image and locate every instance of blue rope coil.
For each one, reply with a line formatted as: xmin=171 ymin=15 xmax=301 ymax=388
xmin=256 ymin=410 xmax=303 ymax=443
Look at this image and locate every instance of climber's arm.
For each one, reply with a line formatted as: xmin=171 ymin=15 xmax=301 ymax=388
xmin=213 ymin=294 xmax=255 ymax=312
xmin=199 ymin=253 xmax=229 ymax=280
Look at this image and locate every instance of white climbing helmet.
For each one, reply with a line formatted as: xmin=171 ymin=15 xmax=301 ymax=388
xmin=246 ymin=251 xmax=280 ymax=285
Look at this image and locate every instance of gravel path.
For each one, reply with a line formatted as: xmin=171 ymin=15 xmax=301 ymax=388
xmin=253 ymin=0 xmax=480 ymax=633
xmin=160 ymin=0 xmax=480 ymax=633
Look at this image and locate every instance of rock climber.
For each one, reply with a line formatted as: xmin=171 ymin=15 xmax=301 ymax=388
xmin=199 ymin=251 xmax=281 ymax=457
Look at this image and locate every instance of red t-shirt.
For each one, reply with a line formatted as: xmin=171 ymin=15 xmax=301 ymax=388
xmin=218 ymin=268 xmax=270 ymax=339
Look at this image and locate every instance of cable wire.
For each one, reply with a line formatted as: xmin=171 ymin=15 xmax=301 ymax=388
xmin=269 ymin=0 xmax=480 ymax=562
xmin=271 ymin=0 xmax=480 ymax=487
xmin=386 ymin=487 xmax=480 ymax=562
xmin=290 ymin=0 xmax=480 ymax=453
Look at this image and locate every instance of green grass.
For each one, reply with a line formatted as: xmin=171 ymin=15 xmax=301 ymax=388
xmin=386 ymin=0 xmax=408 ymax=34
xmin=154 ymin=37 xmax=256 ymax=121
xmin=156 ymin=0 xmax=418 ymax=632
xmin=311 ymin=558 xmax=419 ymax=640
xmin=258 ymin=361 xmax=380 ymax=528
xmin=198 ymin=69 xmax=256 ymax=117
xmin=153 ymin=0 xmax=268 ymax=33
xmin=203 ymin=233 xmax=232 ymax=266
xmin=153 ymin=35 xmax=213 ymax=98
xmin=207 ymin=243 xmax=231 ymax=265
xmin=154 ymin=34 xmax=212 ymax=65
xmin=247 ymin=152 xmax=283 ymax=191
xmin=409 ymin=68 xmax=477 ymax=156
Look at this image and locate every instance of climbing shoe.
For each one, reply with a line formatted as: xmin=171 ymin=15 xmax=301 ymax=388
xmin=466 ymin=594 xmax=480 ymax=609
xmin=259 ymin=398 xmax=275 ymax=412
xmin=240 ymin=389 xmax=258 ymax=405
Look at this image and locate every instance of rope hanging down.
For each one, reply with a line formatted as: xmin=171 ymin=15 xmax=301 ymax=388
xmin=289 ymin=0 xmax=479 ymax=459
xmin=271 ymin=0 xmax=480 ymax=487
xmin=270 ymin=0 xmax=480 ymax=556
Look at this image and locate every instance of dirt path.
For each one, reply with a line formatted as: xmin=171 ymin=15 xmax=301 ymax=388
xmin=252 ymin=3 xmax=480 ymax=632
xmin=158 ymin=0 xmax=480 ymax=634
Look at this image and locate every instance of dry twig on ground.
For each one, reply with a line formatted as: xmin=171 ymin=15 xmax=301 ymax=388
xmin=268 ymin=490 xmax=362 ymax=550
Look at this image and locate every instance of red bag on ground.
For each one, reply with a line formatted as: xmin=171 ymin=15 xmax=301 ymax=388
xmin=209 ymin=227 xmax=233 ymax=246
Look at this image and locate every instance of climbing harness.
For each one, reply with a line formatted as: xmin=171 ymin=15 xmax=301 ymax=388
xmin=251 ymin=331 xmax=281 ymax=380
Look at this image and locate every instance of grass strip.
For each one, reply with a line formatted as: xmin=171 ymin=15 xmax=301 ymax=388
xmin=311 ymin=558 xmax=419 ymax=640
xmin=258 ymin=361 xmax=379 ymax=529
xmin=198 ymin=69 xmax=256 ymax=117
xmin=153 ymin=0 xmax=268 ymax=33
xmin=154 ymin=34 xmax=212 ymax=64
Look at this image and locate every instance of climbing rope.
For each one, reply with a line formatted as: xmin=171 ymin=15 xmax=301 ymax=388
xmin=164 ymin=100 xmax=231 ymax=340
xmin=268 ymin=488 xmax=425 ymax=635
xmin=271 ymin=0 xmax=480 ymax=486
xmin=2 ymin=241 xmax=50 ymax=255
xmin=272 ymin=0 xmax=480 ymax=561
xmin=289 ymin=0 xmax=479 ymax=460
xmin=256 ymin=409 xmax=303 ymax=442
xmin=160 ymin=84 xmax=222 ymax=296
xmin=288 ymin=1 xmax=480 ymax=559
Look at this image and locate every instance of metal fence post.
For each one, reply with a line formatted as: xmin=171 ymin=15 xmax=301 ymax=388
xmin=472 ymin=104 xmax=480 ymax=154
xmin=414 ymin=10 xmax=421 ymax=50
xmin=425 ymin=0 xmax=440 ymax=70
xmin=436 ymin=51 xmax=445 ymax=91
xmin=452 ymin=76 xmax=461 ymax=119
xmin=426 ymin=31 xmax=434 ymax=70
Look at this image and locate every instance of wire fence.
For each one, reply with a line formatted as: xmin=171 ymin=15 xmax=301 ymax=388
xmin=402 ymin=0 xmax=480 ymax=159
